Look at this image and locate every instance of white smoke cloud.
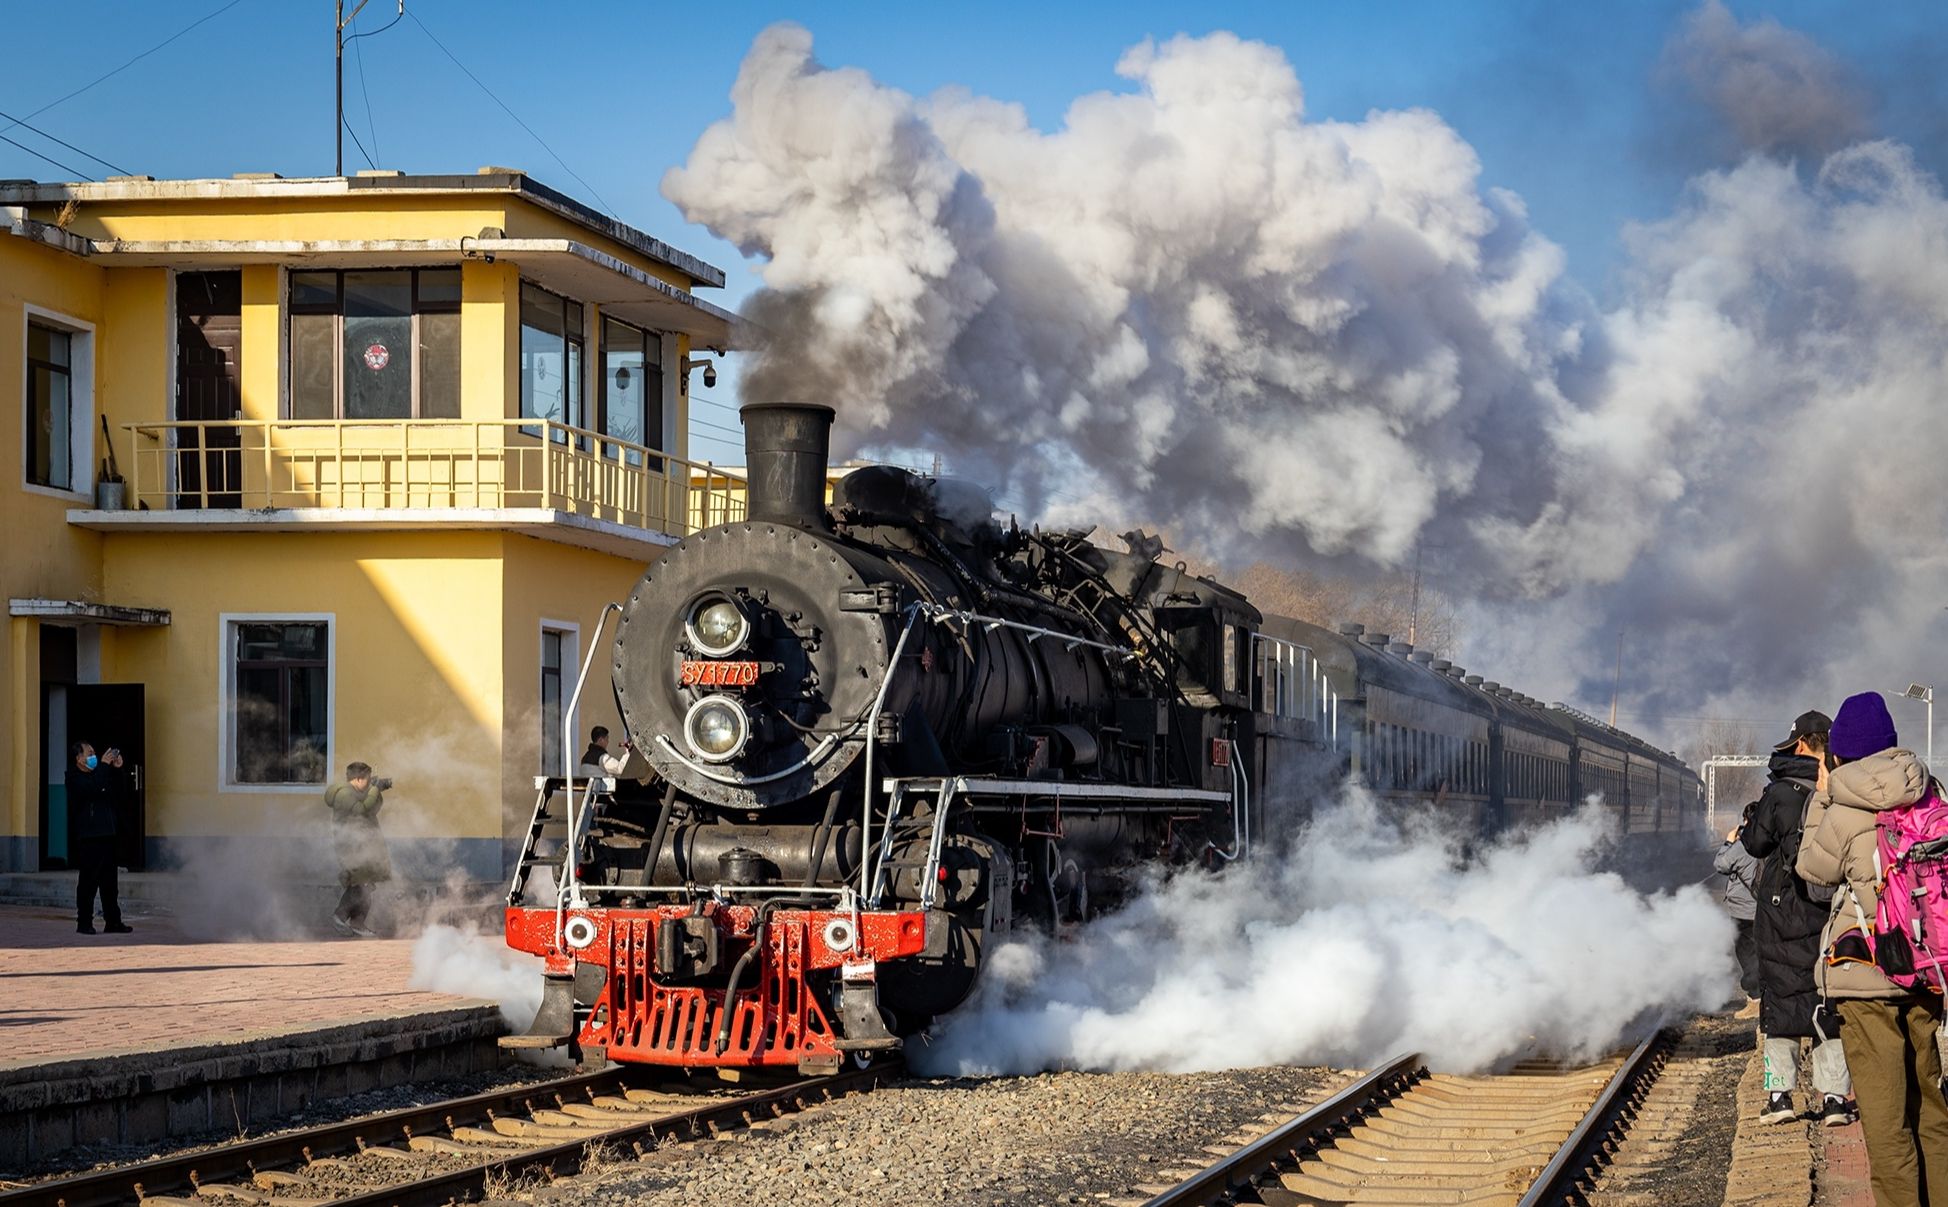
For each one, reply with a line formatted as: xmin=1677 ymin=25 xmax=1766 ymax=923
xmin=914 ymin=797 xmax=1732 ymax=1076
xmin=409 ymin=922 xmax=545 ymax=1031
xmin=667 ymin=14 xmax=1948 ymax=736
xmin=666 ymin=24 xmax=1587 ymax=570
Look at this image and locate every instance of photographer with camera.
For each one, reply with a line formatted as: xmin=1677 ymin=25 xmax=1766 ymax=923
xmin=325 ymin=761 xmax=393 ymax=937
xmin=69 ymin=740 xmax=133 ymax=935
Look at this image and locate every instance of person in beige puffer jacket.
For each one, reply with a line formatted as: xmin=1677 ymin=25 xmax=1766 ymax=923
xmin=1797 ymin=692 xmax=1948 ymax=1207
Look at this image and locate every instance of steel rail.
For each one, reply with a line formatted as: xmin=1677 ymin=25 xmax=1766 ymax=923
xmin=325 ymin=1060 xmax=895 ymax=1207
xmin=0 ymin=1067 xmax=630 ymax=1207
xmin=1516 ymin=1030 xmax=1669 ymax=1207
xmin=1138 ymin=1052 xmax=1424 ymax=1207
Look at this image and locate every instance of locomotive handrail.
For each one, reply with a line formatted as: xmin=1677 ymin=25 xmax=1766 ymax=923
xmin=916 ymin=602 xmax=1139 ymax=660
xmin=559 ymin=603 xmax=623 ymax=924
xmin=651 ymin=732 xmax=844 ymax=784
xmin=860 ymin=607 xmax=925 ymax=901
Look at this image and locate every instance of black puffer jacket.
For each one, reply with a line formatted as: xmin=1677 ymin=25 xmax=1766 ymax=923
xmin=67 ymin=763 xmax=126 ymax=840
xmin=1739 ymin=752 xmax=1826 ymax=1037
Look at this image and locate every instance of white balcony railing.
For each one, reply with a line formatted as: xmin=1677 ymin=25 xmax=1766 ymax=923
xmin=123 ymin=418 xmax=746 ymax=537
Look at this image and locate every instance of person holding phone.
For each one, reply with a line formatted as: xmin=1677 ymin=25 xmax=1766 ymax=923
xmin=67 ymin=741 xmax=132 ymax=935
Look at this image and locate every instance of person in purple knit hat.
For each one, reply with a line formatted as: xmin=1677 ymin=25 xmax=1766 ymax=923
xmin=1798 ymin=692 xmax=1948 ymax=1207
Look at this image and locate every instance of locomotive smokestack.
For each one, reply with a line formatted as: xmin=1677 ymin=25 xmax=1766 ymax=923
xmin=739 ymin=403 xmax=835 ymax=527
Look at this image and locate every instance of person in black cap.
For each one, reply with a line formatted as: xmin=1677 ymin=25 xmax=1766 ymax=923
xmin=1741 ymin=709 xmax=1855 ymax=1125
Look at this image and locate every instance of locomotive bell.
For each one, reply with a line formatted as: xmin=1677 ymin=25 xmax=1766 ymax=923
xmin=740 ymin=403 xmax=835 ymax=528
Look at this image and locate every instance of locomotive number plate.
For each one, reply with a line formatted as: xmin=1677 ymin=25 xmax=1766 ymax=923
xmin=681 ymin=659 xmax=760 ymax=687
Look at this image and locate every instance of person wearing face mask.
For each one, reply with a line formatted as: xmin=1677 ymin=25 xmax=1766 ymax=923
xmin=67 ymin=741 xmax=132 ymax=935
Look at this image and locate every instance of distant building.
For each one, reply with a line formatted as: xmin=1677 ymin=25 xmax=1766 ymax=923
xmin=0 ymin=168 xmax=743 ymax=886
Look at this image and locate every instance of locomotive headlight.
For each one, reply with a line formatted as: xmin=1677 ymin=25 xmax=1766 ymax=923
xmin=685 ymin=595 xmax=750 ymax=656
xmin=684 ymin=694 xmax=750 ymax=762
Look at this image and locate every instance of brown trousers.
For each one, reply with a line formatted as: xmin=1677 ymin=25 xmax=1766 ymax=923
xmin=1838 ymin=996 xmax=1948 ymax=1207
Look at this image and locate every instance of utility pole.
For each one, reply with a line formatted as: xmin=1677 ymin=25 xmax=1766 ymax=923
xmin=1608 ymin=627 xmax=1624 ymax=727
xmin=335 ymin=1 xmax=370 ymax=176
xmin=1408 ymin=541 xmax=1423 ymax=646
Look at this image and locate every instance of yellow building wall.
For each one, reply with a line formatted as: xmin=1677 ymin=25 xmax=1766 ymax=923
xmin=239 ymin=264 xmax=281 ymax=422
xmin=496 ymin=534 xmax=651 ymax=840
xmin=99 ymin=530 xmax=508 ymax=877
xmin=0 ymin=237 xmax=106 ymax=864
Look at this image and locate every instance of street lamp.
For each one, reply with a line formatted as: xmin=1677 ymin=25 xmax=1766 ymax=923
xmin=1899 ymin=683 xmax=1934 ymax=764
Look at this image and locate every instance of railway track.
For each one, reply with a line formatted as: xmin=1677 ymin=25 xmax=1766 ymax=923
xmin=1132 ymin=1031 xmax=1669 ymax=1207
xmin=1 ymin=1061 xmax=894 ymax=1207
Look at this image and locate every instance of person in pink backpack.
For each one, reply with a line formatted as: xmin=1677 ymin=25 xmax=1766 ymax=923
xmin=1798 ymin=691 xmax=1948 ymax=1207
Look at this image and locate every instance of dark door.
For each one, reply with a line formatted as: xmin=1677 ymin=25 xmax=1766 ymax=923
xmin=67 ymin=684 xmax=147 ymax=872
xmin=176 ymin=271 xmax=243 ymax=507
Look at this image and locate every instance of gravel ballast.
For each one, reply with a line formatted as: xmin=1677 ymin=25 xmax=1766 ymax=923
xmin=540 ymin=1065 xmax=1339 ymax=1207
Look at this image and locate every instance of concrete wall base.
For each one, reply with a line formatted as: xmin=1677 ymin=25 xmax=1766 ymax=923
xmin=0 ymin=1004 xmax=503 ymax=1171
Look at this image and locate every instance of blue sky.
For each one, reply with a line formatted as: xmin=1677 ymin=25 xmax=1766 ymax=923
xmin=5 ymin=1 xmax=1942 ymax=461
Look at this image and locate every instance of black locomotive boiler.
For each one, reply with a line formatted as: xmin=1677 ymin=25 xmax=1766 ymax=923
xmin=503 ymin=403 xmax=1703 ymax=1072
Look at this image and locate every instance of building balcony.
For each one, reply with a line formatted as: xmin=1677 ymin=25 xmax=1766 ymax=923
xmin=66 ymin=419 xmax=747 ymax=556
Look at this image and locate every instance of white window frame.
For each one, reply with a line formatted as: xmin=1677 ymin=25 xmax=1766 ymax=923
xmin=539 ymin=619 xmax=580 ymax=777
xmin=218 ymin=612 xmax=336 ymax=793
xmin=21 ymin=304 xmax=96 ymax=502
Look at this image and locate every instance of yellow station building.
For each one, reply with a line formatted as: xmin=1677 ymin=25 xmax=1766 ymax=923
xmin=0 ymin=168 xmax=746 ymax=893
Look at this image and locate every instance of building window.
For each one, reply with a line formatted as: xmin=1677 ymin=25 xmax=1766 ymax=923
xmin=26 ymin=321 xmax=74 ymax=489
xmin=232 ymin=621 xmax=329 ymax=784
xmin=599 ymin=316 xmax=663 ymax=465
xmin=520 ymin=283 xmax=584 ymax=439
xmin=289 ymin=269 xmax=461 ymax=420
xmin=540 ymin=625 xmax=577 ymax=776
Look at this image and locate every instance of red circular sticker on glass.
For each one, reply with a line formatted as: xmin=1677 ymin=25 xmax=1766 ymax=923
xmin=363 ymin=343 xmax=390 ymax=371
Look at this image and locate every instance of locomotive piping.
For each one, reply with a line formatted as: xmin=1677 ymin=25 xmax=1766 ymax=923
xmin=653 ymin=731 xmax=843 ymax=784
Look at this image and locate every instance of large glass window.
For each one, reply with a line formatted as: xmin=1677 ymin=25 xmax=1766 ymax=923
xmin=599 ymin=316 xmax=663 ymax=466
xmin=26 ymin=322 xmax=73 ymax=489
xmin=520 ymin=283 xmax=584 ymax=439
xmin=289 ymin=269 xmax=460 ymax=420
xmin=232 ymin=621 xmax=329 ymax=784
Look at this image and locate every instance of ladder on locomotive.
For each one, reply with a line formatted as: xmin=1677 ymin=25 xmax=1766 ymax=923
xmin=507 ymin=776 xmax=606 ymax=905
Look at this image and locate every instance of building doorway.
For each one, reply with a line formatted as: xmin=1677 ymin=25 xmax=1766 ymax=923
xmin=176 ymin=270 xmax=243 ymax=507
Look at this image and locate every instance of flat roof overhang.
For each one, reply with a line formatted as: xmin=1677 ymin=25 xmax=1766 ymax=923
xmin=84 ymin=236 xmax=738 ymax=348
xmin=65 ymin=507 xmax=679 ymax=561
xmin=9 ymin=598 xmax=171 ymax=626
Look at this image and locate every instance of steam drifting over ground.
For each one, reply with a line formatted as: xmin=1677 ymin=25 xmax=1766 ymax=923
xmin=915 ymin=797 xmax=1733 ymax=1076
xmin=667 ymin=11 xmax=1948 ymax=735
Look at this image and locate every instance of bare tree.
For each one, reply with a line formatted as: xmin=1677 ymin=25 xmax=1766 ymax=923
xmin=1677 ymin=719 xmax=1770 ymax=825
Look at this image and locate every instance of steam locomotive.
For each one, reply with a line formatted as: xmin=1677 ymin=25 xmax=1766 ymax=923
xmin=502 ymin=403 xmax=1703 ymax=1073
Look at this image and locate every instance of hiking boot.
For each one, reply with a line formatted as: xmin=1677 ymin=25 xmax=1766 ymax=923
xmin=349 ymin=922 xmax=378 ymax=938
xmin=1819 ymin=1095 xmax=1858 ymax=1127
xmin=104 ymin=922 xmax=133 ymax=934
xmin=331 ymin=913 xmax=355 ymax=935
xmin=1736 ymin=997 xmax=1761 ymax=1019
xmin=1760 ymin=1092 xmax=1797 ymax=1124
xmin=76 ymin=922 xmax=96 ymax=935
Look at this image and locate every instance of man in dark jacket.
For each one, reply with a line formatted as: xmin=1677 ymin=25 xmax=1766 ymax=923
xmin=1741 ymin=710 xmax=1852 ymax=1125
xmin=68 ymin=741 xmax=132 ymax=935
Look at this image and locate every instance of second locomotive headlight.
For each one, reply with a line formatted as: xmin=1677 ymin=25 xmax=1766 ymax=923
xmin=686 ymin=594 xmax=749 ymax=656
xmin=684 ymin=694 xmax=750 ymax=762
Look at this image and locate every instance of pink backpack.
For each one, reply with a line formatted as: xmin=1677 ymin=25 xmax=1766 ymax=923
xmin=1871 ymin=784 xmax=1948 ymax=996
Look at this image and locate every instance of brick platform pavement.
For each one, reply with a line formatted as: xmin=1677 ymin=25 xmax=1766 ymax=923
xmin=0 ymin=905 xmax=508 ymax=1170
xmin=1817 ymin=1117 xmax=1875 ymax=1207
xmin=0 ymin=905 xmax=483 ymax=1066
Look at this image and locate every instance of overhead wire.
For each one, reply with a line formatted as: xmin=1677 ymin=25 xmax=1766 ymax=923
xmin=3 ymin=0 xmax=249 ymax=136
xmin=0 ymin=131 xmax=95 ymax=182
xmin=340 ymin=114 xmax=377 ymax=171
xmin=0 ymin=107 xmax=129 ymax=177
xmin=349 ymin=9 xmax=384 ymax=165
xmin=405 ymin=8 xmax=615 ymax=214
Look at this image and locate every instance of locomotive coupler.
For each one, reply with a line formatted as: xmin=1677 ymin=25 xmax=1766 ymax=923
xmin=832 ymin=963 xmax=900 ymax=1052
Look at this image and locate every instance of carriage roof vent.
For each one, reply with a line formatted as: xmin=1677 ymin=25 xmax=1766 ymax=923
xmin=1337 ymin=622 xmax=1365 ymax=636
xmin=1363 ymin=632 xmax=1391 ymax=646
xmin=1410 ymin=651 xmax=1434 ymax=664
xmin=1430 ymin=659 xmax=1451 ymax=671
xmin=1464 ymin=674 xmax=1484 ymax=686
xmin=1390 ymin=641 xmax=1415 ymax=656
xmin=1482 ymin=680 xmax=1501 ymax=692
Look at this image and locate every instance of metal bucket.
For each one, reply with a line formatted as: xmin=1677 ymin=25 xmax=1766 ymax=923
xmin=94 ymin=480 xmax=126 ymax=509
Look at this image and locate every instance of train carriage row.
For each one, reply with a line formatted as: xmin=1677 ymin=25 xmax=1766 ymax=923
xmin=1254 ymin=614 xmax=1702 ymax=842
